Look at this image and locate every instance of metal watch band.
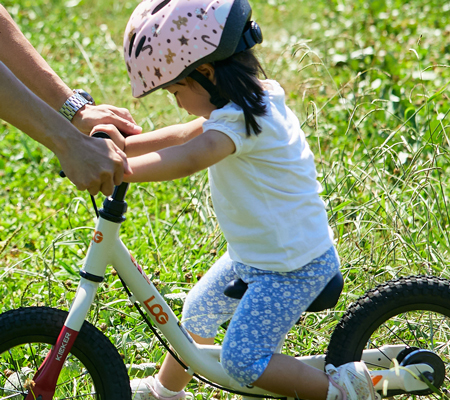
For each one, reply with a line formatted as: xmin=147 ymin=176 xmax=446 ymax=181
xmin=59 ymin=92 xmax=90 ymax=121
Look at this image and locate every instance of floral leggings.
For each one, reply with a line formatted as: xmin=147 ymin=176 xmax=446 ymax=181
xmin=182 ymin=246 xmax=340 ymax=385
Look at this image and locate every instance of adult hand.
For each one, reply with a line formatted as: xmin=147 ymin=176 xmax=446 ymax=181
xmin=57 ymin=134 xmax=132 ymax=196
xmin=72 ymin=104 xmax=142 ymax=137
xmin=90 ymin=124 xmax=126 ymax=152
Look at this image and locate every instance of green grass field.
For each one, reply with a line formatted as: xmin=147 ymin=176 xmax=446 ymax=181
xmin=1 ymin=0 xmax=450 ymax=397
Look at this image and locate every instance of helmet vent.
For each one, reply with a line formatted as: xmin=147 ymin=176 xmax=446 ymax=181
xmin=135 ymin=36 xmax=147 ymax=58
xmin=152 ymin=0 xmax=171 ymax=15
xmin=128 ymin=33 xmax=136 ymax=57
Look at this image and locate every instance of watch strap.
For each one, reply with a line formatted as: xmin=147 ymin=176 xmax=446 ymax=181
xmin=59 ymin=92 xmax=91 ymax=121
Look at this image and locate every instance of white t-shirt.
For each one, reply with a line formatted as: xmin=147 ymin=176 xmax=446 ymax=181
xmin=202 ymin=80 xmax=333 ymax=272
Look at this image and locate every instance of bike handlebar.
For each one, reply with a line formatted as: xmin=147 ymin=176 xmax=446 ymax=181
xmin=60 ymin=131 xmax=129 ymax=201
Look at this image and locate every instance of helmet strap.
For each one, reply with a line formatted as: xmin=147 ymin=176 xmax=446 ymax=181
xmin=188 ymin=70 xmax=228 ymax=109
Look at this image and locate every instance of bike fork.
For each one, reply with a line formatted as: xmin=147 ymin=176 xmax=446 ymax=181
xmin=24 ymin=278 xmax=101 ymax=400
xmin=26 ymin=178 xmax=128 ymax=399
xmin=24 ymin=326 xmax=79 ymax=400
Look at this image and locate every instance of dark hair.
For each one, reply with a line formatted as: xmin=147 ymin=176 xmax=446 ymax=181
xmin=213 ymin=50 xmax=268 ymax=137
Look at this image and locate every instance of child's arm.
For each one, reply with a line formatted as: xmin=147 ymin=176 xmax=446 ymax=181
xmin=125 ymin=117 xmax=205 ymax=156
xmin=91 ymin=118 xmax=205 ymax=156
xmin=125 ymin=129 xmax=235 ymax=182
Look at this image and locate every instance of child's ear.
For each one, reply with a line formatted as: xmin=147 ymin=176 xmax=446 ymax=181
xmin=196 ymin=63 xmax=216 ymax=83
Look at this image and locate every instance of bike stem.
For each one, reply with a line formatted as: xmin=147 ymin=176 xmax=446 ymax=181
xmin=25 ymin=182 xmax=129 ymax=400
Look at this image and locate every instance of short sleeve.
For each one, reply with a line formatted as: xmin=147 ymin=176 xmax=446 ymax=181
xmin=203 ymin=103 xmax=256 ymax=156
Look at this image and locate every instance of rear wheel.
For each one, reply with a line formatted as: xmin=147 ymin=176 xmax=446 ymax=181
xmin=326 ymin=275 xmax=450 ymax=398
xmin=0 ymin=306 xmax=131 ymax=399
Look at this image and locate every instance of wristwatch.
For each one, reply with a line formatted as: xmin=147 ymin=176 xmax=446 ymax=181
xmin=59 ymin=89 xmax=95 ymax=121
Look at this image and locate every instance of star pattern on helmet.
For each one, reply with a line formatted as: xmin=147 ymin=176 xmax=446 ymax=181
xmin=141 ymin=7 xmax=151 ymax=18
xmin=178 ymin=35 xmax=189 ymax=46
xmin=152 ymin=23 xmax=160 ymax=37
xmin=138 ymin=71 xmax=147 ymax=88
xmin=173 ymin=16 xmax=188 ymax=30
xmin=165 ymin=48 xmax=176 ymax=64
xmin=125 ymin=0 xmax=234 ymax=97
xmin=154 ymin=67 xmax=163 ymax=79
xmin=195 ymin=8 xmax=208 ymax=20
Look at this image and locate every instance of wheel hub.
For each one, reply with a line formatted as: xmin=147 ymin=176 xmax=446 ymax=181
xmin=400 ymin=349 xmax=445 ymax=392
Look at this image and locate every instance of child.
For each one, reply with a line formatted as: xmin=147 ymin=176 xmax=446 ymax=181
xmin=95 ymin=0 xmax=378 ymax=399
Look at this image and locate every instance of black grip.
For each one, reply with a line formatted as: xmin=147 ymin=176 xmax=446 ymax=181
xmin=92 ymin=131 xmax=112 ymax=140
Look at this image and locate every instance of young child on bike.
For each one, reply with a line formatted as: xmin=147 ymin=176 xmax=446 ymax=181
xmin=94 ymin=0 xmax=378 ymax=399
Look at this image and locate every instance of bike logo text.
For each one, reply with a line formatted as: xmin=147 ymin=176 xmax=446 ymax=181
xmin=93 ymin=230 xmax=103 ymax=243
xmin=56 ymin=332 xmax=72 ymax=361
xmin=144 ymin=296 xmax=168 ymax=324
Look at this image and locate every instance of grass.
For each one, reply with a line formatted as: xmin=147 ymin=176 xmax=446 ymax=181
xmin=1 ymin=0 xmax=450 ymax=397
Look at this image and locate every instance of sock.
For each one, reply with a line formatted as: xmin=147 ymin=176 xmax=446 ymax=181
xmin=326 ymin=376 xmax=344 ymax=400
xmin=154 ymin=375 xmax=182 ymax=398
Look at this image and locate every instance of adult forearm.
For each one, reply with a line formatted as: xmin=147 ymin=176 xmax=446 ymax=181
xmin=0 ymin=61 xmax=132 ymax=196
xmin=0 ymin=5 xmax=72 ymax=111
xmin=0 ymin=62 xmax=79 ymax=154
xmin=0 ymin=6 xmax=142 ymax=136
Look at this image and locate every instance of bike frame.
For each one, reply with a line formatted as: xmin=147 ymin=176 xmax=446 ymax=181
xmin=25 ymin=183 xmax=437 ymax=400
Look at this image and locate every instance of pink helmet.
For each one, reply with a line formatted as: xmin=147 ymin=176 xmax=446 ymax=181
xmin=123 ymin=0 xmax=262 ymax=100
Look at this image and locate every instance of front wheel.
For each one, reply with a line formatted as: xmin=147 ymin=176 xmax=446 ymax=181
xmin=326 ymin=275 xmax=450 ymax=398
xmin=0 ymin=306 xmax=131 ymax=399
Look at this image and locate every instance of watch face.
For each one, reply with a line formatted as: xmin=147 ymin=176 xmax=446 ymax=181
xmin=74 ymin=89 xmax=95 ymax=105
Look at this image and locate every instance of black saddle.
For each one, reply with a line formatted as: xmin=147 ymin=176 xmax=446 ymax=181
xmin=223 ymin=271 xmax=343 ymax=312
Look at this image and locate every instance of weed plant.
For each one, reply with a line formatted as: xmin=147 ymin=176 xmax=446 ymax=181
xmin=1 ymin=0 xmax=450 ymax=397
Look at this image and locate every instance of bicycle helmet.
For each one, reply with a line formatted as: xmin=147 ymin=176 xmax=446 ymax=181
xmin=123 ymin=0 xmax=262 ymax=106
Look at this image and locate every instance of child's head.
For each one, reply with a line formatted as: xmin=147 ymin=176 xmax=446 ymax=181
xmin=124 ymin=0 xmax=267 ymax=136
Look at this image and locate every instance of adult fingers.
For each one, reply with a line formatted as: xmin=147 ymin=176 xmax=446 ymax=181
xmin=85 ymin=178 xmax=102 ymax=196
xmin=98 ymin=175 xmax=115 ymax=197
xmin=96 ymin=105 xmax=142 ymax=136
xmin=113 ymin=154 xmax=125 ymax=187
xmin=74 ymin=104 xmax=142 ymax=136
xmin=116 ymin=147 xmax=132 ymax=175
xmin=102 ymin=105 xmax=137 ymax=125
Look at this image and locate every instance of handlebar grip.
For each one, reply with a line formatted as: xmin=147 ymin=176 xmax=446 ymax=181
xmin=91 ymin=131 xmax=112 ymax=140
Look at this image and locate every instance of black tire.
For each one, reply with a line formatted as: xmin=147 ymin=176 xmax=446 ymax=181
xmin=0 ymin=306 xmax=131 ymax=400
xmin=326 ymin=275 xmax=450 ymax=398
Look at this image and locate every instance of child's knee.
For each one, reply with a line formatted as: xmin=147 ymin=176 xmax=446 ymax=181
xmin=220 ymin=349 xmax=269 ymax=386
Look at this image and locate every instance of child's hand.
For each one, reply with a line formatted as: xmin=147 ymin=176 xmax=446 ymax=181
xmin=90 ymin=124 xmax=126 ymax=152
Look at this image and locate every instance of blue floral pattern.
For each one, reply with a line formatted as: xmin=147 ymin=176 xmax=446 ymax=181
xmin=183 ymin=247 xmax=340 ymax=385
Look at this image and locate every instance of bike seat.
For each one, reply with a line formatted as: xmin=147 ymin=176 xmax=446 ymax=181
xmin=223 ymin=271 xmax=343 ymax=313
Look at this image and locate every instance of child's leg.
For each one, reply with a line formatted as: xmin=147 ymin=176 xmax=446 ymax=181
xmin=157 ymin=332 xmax=214 ymax=392
xmin=221 ymin=247 xmax=344 ymax=399
xmin=254 ymin=353 xmax=329 ymax=400
xmin=156 ymin=252 xmax=241 ymax=392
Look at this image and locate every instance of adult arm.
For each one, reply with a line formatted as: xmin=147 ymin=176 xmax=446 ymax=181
xmin=125 ymin=129 xmax=236 ymax=182
xmin=0 ymin=61 xmax=132 ymax=196
xmin=0 ymin=5 xmax=141 ymax=136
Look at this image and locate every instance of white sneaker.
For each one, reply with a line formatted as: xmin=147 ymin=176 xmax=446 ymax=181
xmin=131 ymin=376 xmax=191 ymax=400
xmin=326 ymin=362 xmax=380 ymax=400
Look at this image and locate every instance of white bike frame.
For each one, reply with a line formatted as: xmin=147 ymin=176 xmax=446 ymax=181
xmin=27 ymin=183 xmax=436 ymax=399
